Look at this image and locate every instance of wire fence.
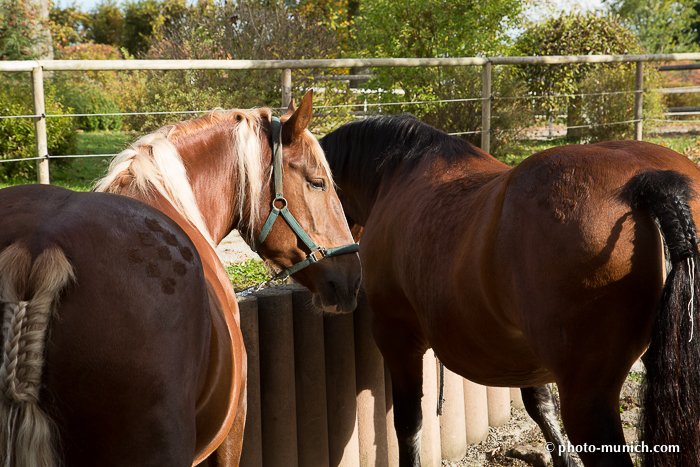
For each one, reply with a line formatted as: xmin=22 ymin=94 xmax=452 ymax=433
xmin=2 ymin=54 xmax=700 ymax=183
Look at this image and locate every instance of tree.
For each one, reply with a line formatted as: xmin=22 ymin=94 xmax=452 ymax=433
xmin=514 ymin=12 xmax=646 ymax=141
xmin=687 ymin=2 xmax=700 ymax=47
xmin=346 ymin=0 xmax=530 ymax=153
xmin=49 ymin=2 xmax=90 ymax=48
xmin=0 ymin=0 xmax=53 ymax=59
xmin=604 ymin=0 xmax=700 ymax=53
xmin=86 ymin=0 xmax=124 ymax=47
xmin=122 ymin=0 xmax=188 ymax=56
xmin=354 ymin=0 xmax=522 ymax=59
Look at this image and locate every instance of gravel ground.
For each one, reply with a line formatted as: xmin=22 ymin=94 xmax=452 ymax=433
xmin=443 ymin=363 xmax=645 ymax=467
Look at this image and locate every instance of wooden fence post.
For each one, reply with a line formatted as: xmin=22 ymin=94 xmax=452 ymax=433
xmin=635 ymin=62 xmax=644 ymax=141
xmin=481 ymin=62 xmax=492 ymax=153
xmin=282 ymin=69 xmax=292 ymax=108
xmin=32 ymin=66 xmax=49 ymax=184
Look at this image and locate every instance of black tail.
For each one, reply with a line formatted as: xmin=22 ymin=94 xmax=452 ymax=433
xmin=629 ymin=170 xmax=700 ymax=467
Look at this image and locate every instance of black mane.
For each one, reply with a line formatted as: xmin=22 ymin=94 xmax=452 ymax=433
xmin=320 ymin=114 xmax=481 ymax=180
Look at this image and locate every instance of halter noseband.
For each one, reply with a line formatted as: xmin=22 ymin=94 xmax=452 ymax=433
xmin=251 ymin=116 xmax=359 ymax=281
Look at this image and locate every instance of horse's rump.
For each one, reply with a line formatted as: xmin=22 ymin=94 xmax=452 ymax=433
xmin=0 ymin=184 xmax=213 ymax=466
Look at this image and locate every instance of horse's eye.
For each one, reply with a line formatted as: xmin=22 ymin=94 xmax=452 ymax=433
xmin=309 ymin=178 xmax=326 ymax=191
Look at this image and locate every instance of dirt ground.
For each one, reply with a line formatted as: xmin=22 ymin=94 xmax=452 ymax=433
xmin=215 ymin=230 xmax=260 ymax=265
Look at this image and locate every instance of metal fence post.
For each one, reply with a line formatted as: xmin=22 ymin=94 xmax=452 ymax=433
xmin=32 ymin=66 xmax=50 ymax=184
xmin=282 ymin=69 xmax=292 ymax=108
xmin=481 ymin=62 xmax=492 ymax=153
xmin=635 ymin=62 xmax=644 ymax=141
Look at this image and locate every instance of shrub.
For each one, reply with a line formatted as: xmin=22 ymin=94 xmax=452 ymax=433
xmin=56 ymin=83 xmax=123 ymax=131
xmin=366 ymin=66 xmax=534 ymax=158
xmin=514 ymin=12 xmax=648 ymax=142
xmin=121 ymin=0 xmax=344 ymax=132
xmin=0 ymin=76 xmax=77 ymax=181
xmin=577 ymin=64 xmax=665 ymax=142
xmin=52 ymin=43 xmax=133 ymax=131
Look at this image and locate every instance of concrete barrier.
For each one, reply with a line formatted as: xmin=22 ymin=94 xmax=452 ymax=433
xmin=238 ymin=285 xmax=519 ymax=467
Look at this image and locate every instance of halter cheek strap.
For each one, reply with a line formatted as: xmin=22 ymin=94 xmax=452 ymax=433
xmin=252 ymin=116 xmax=359 ymax=281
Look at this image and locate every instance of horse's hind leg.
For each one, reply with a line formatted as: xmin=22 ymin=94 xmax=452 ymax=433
xmin=521 ymin=385 xmax=576 ymax=467
xmin=374 ymin=316 xmax=427 ymax=467
xmin=558 ymin=385 xmax=633 ymax=467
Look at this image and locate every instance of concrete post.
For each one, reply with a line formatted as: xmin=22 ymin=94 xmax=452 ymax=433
xmin=438 ymin=367 xmax=467 ymax=461
xmin=635 ymin=62 xmax=644 ymax=141
xmin=257 ymin=288 xmax=298 ymax=467
xmin=420 ymin=349 xmax=441 ymax=467
xmin=32 ymin=67 xmax=49 ymax=184
xmin=282 ymin=69 xmax=292 ymax=108
xmin=324 ymin=312 xmax=360 ymax=467
xmin=481 ymin=62 xmax=492 ymax=154
xmin=354 ymin=293 xmax=389 ymax=467
xmin=463 ymin=379 xmax=489 ymax=444
xmin=510 ymin=388 xmax=525 ymax=410
xmin=291 ymin=285 xmax=331 ymax=467
xmin=239 ymin=295 xmax=262 ymax=467
xmin=487 ymin=387 xmax=511 ymax=428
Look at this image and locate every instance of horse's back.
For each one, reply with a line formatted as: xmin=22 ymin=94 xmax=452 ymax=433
xmin=0 ymin=184 xmax=211 ymax=466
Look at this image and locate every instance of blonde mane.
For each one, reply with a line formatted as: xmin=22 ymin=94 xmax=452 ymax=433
xmin=94 ymin=107 xmax=331 ymax=246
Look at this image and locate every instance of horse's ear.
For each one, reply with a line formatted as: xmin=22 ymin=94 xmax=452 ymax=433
xmin=282 ymin=90 xmax=313 ymax=144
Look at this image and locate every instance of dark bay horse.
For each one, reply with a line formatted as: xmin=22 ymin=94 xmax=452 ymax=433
xmin=320 ymin=114 xmax=700 ymax=467
xmin=0 ymin=91 xmax=361 ymax=467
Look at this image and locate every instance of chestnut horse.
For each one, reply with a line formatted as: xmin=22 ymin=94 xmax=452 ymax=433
xmin=320 ymin=114 xmax=700 ymax=467
xmin=0 ymin=91 xmax=361 ymax=467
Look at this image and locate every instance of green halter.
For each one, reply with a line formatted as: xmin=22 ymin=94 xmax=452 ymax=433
xmin=252 ymin=116 xmax=359 ymax=281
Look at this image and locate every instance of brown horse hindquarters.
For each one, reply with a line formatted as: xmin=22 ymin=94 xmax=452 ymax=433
xmin=0 ymin=185 xmax=211 ymax=466
xmin=495 ymin=145 xmax=700 ymax=387
xmin=490 ymin=145 xmax=700 ymax=466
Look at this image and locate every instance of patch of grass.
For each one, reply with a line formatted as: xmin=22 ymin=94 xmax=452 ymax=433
xmin=645 ymin=132 xmax=700 ymax=154
xmin=627 ymin=372 xmax=644 ymax=383
xmin=499 ymin=132 xmax=700 ymax=167
xmin=0 ymin=130 xmax=136 ymax=191
xmin=226 ymin=259 xmax=272 ymax=292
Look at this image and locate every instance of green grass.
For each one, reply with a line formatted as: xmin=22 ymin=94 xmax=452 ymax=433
xmin=225 ymin=259 xmax=273 ymax=292
xmin=646 ymin=132 xmax=700 ymax=153
xmin=497 ymin=131 xmax=700 ymax=167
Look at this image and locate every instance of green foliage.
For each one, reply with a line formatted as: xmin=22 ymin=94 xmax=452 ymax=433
xmin=122 ymin=0 xmax=188 ymax=56
xmin=56 ymin=83 xmax=123 ymax=131
xmin=577 ymin=64 xmax=665 ymax=142
xmin=604 ymin=0 xmax=700 ymax=53
xmin=225 ymin=259 xmax=272 ymax=292
xmin=514 ymin=12 xmax=658 ymax=142
xmin=0 ymin=76 xmax=77 ymax=181
xmin=354 ymin=0 xmax=522 ymax=59
xmin=123 ymin=0 xmax=343 ymax=132
xmin=515 ymin=13 xmax=643 ymax=112
xmin=50 ymin=43 xmax=131 ymax=131
xmin=0 ymin=0 xmax=51 ymax=60
xmin=49 ymin=2 xmax=90 ymax=47
xmin=86 ymin=0 xmax=124 ymax=46
xmin=350 ymin=0 xmax=528 ymax=155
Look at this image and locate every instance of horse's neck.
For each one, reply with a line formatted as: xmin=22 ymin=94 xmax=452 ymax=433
xmin=173 ymin=137 xmax=240 ymax=245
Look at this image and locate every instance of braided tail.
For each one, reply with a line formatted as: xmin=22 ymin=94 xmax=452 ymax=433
xmin=0 ymin=243 xmax=74 ymax=467
xmin=629 ymin=170 xmax=700 ymax=467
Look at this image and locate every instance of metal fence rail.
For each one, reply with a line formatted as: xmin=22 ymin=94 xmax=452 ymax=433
xmin=3 ymin=53 xmax=700 ymax=184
